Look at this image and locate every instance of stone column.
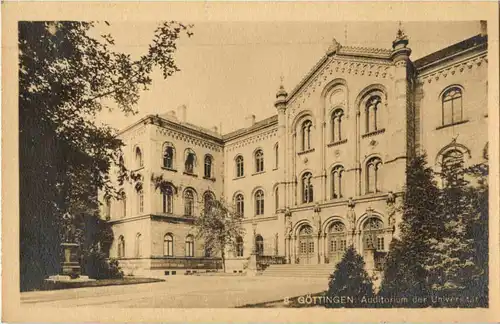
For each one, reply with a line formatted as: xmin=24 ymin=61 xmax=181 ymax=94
xmin=292 ymin=235 xmax=297 ymax=264
xmin=322 ymin=232 xmax=328 ymax=264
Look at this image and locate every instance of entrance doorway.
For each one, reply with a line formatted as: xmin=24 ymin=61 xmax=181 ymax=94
xmin=298 ymin=225 xmax=314 ymax=264
xmin=328 ymin=221 xmax=347 ymax=265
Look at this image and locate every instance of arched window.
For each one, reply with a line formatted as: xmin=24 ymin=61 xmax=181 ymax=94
xmin=135 ymin=147 xmax=143 ymax=169
xmin=164 ymin=233 xmax=174 ymax=256
xmin=235 ymin=236 xmax=244 ymax=257
xmin=184 ymin=189 xmax=195 ymax=216
xmin=275 ymin=187 xmax=279 ymax=212
xmin=302 ymin=172 xmax=314 ymax=203
xmin=162 ymin=186 xmax=173 ymax=214
xmin=274 ymin=143 xmax=279 ymax=169
xmin=255 ymin=234 xmax=264 ymax=256
xmin=203 ymin=191 xmax=215 ymax=214
xmin=135 ymin=233 xmax=142 ymax=257
xmin=204 ymin=155 xmax=212 ymax=178
xmin=236 ymin=155 xmax=244 ymax=178
xmin=365 ymin=95 xmax=382 ymax=133
xmin=301 ymin=120 xmax=313 ymax=151
xmin=442 ymin=87 xmax=463 ymax=126
xmin=185 ymin=235 xmax=195 ymax=257
xmin=441 ymin=149 xmax=465 ymax=186
xmin=137 ymin=189 xmax=144 ymax=214
xmin=331 ymin=109 xmax=344 ymax=142
xmin=255 ymin=190 xmax=264 ymax=215
xmin=104 ymin=198 xmax=111 ymax=220
xmin=363 ymin=218 xmax=385 ymax=251
xmin=366 ymin=157 xmax=382 ymax=194
xmin=184 ymin=149 xmax=196 ymax=174
xmin=163 ymin=143 xmax=174 ymax=169
xmin=117 ymin=235 xmax=125 ymax=258
xmin=255 ymin=149 xmax=264 ymax=173
xmin=331 ymin=165 xmax=345 ymax=199
xmin=121 ymin=196 xmax=127 ymax=219
xmin=235 ymin=194 xmax=244 ymax=217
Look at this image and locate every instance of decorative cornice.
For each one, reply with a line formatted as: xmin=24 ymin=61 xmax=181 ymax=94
xmin=155 ymin=127 xmax=222 ymax=153
xmin=225 ymin=128 xmax=278 ymax=152
xmin=418 ymin=53 xmax=487 ymax=84
xmin=338 ymin=46 xmax=393 ymax=58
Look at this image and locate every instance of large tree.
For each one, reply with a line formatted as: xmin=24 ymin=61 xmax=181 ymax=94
xmin=426 ymin=155 xmax=489 ymax=306
xmin=379 ymin=153 xmax=442 ymax=304
xmin=194 ymin=196 xmax=245 ymax=272
xmin=326 ymin=246 xmax=374 ymax=308
xmin=19 ymin=21 xmax=192 ymax=291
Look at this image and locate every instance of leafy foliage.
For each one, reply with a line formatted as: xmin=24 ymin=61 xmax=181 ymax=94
xmin=19 ymin=21 xmax=192 ymax=290
xmin=193 ymin=196 xmax=245 ymax=272
xmin=380 ymin=153 xmax=441 ymax=303
xmin=380 ymin=152 xmax=488 ymax=307
xmin=326 ymin=246 xmax=374 ymax=308
xmin=83 ymin=251 xmax=123 ymax=280
xmin=425 ymin=157 xmax=489 ymax=306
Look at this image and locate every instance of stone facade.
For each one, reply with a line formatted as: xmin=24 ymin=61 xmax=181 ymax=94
xmin=103 ymin=30 xmax=488 ymax=277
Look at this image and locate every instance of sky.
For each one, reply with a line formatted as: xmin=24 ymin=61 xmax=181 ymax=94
xmin=94 ymin=21 xmax=481 ymax=134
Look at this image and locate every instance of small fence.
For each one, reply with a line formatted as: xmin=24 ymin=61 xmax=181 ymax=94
xmin=150 ymin=257 xmax=222 ymax=270
xmin=256 ymin=255 xmax=287 ymax=270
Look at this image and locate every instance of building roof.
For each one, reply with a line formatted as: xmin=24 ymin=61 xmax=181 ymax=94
xmin=222 ymin=115 xmax=278 ymax=141
xmin=286 ymin=44 xmax=393 ymax=104
xmin=413 ymin=34 xmax=487 ymax=70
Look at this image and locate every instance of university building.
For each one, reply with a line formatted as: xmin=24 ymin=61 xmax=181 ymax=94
xmin=102 ymin=27 xmax=488 ymax=278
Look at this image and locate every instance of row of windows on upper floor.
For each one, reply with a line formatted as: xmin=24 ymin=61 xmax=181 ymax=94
xmin=105 ymin=145 xmax=476 ymax=218
xmin=129 ymin=146 xmax=215 ymax=179
xmin=298 ymin=86 xmax=471 ymax=152
xmin=104 ymin=188 xmax=216 ymax=219
xmin=233 ymin=145 xmax=474 ymax=217
xmin=106 ymin=145 xmax=471 ymax=220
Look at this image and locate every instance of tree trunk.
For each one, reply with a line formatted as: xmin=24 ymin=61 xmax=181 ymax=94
xmin=221 ymin=248 xmax=226 ymax=273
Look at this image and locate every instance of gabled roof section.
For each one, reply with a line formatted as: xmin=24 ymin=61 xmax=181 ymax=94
xmin=117 ymin=114 xmax=223 ymax=144
xmin=222 ymin=115 xmax=278 ymax=141
xmin=286 ymin=45 xmax=393 ymax=103
xmin=414 ymin=34 xmax=487 ymax=70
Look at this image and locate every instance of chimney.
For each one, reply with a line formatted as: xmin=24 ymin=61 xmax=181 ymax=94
xmin=245 ymin=114 xmax=256 ymax=128
xmin=177 ymin=105 xmax=187 ymax=122
xmin=480 ymin=20 xmax=487 ymax=37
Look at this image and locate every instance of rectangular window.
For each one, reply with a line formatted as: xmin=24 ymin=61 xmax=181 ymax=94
xmin=443 ymin=100 xmax=453 ymax=125
xmin=186 ymin=242 xmax=194 ymax=257
xmin=138 ymin=192 xmax=144 ymax=214
xmin=377 ymin=237 xmax=384 ymax=251
xmin=341 ymin=240 xmax=346 ymax=251
xmin=308 ymin=242 xmax=314 ymax=253
xmin=122 ymin=199 xmax=127 ymax=218
xmin=300 ymin=242 xmax=307 ymax=254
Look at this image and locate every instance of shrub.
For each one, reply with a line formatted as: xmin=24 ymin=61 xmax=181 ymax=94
xmin=83 ymin=250 xmax=123 ymax=279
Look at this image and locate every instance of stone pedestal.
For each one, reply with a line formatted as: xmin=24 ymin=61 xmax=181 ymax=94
xmin=246 ymin=253 xmax=258 ymax=276
xmin=61 ymin=242 xmax=81 ymax=278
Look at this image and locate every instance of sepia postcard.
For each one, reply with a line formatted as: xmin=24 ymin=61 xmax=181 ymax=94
xmin=2 ymin=1 xmax=500 ymax=323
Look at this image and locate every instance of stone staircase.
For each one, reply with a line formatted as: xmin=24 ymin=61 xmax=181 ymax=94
xmin=260 ymin=263 xmax=335 ymax=279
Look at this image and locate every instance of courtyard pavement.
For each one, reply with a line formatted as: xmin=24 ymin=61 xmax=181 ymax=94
xmin=21 ymin=275 xmax=328 ymax=308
